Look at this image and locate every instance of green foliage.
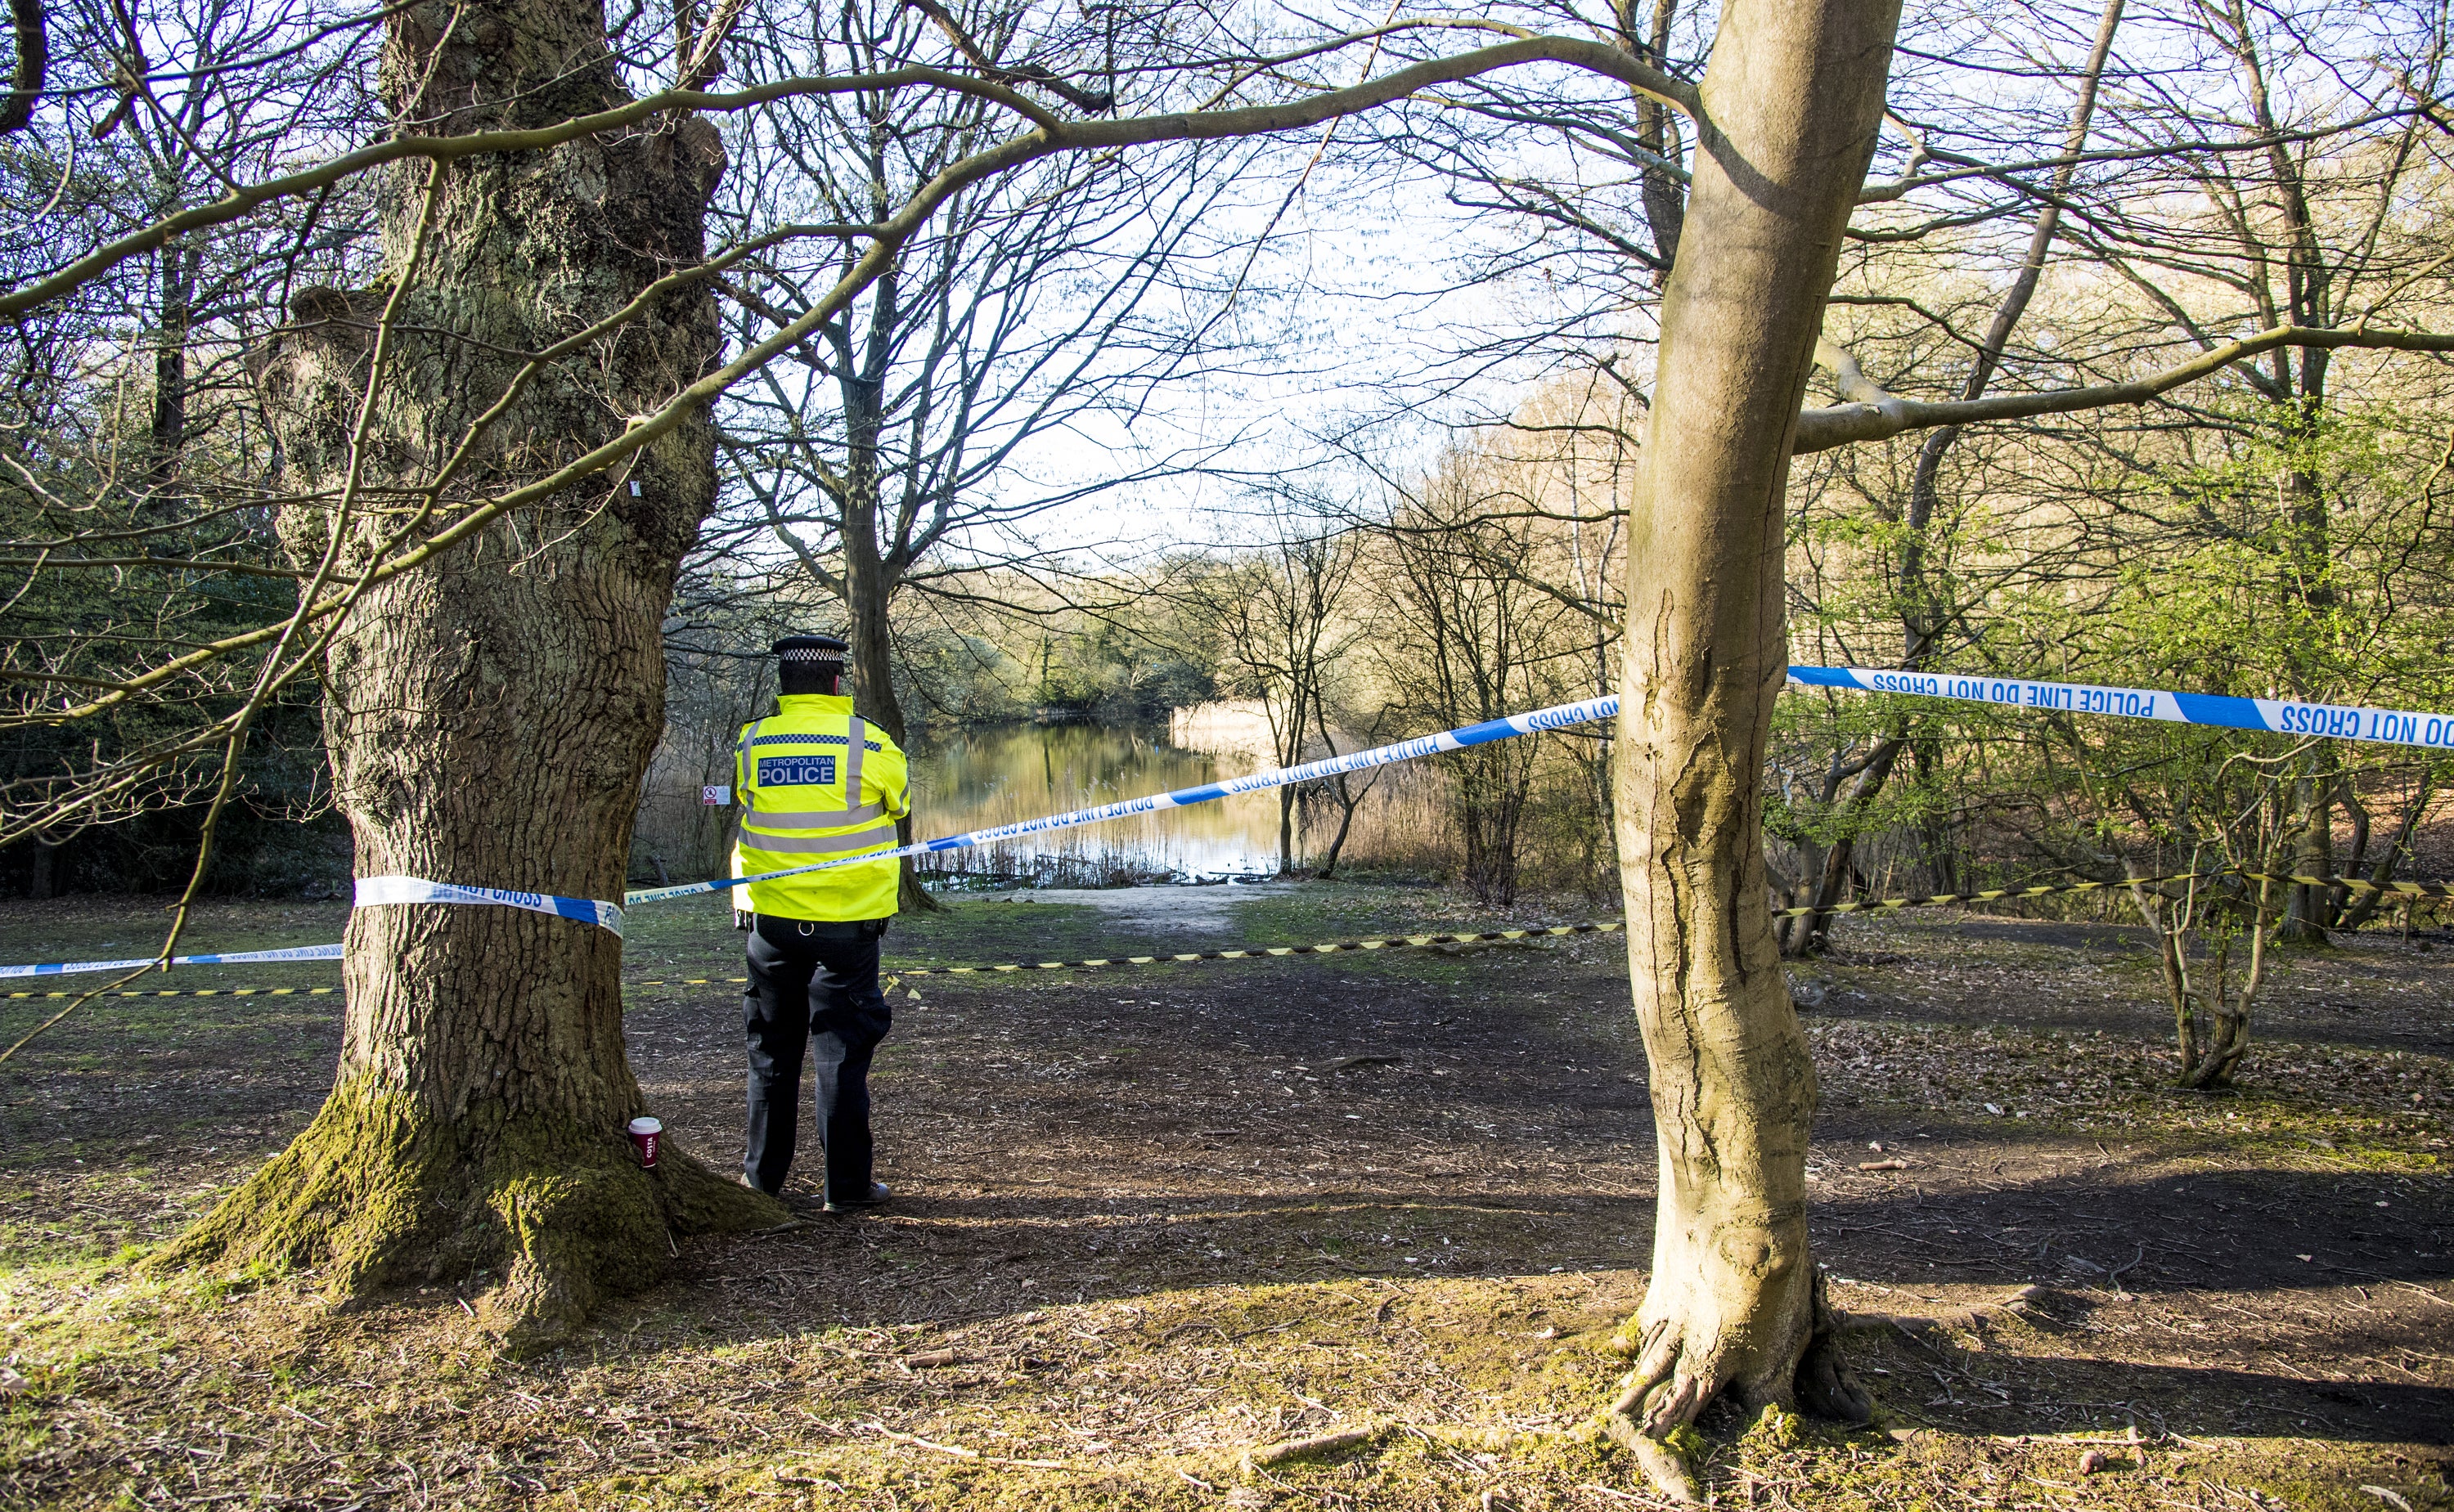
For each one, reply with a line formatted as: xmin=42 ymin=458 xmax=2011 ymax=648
xmin=1781 ymin=391 xmax=2454 ymax=906
xmin=0 ymin=384 xmax=348 ymax=899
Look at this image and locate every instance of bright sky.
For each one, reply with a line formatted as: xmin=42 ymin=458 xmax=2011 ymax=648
xmin=982 ymin=149 xmax=1615 ymax=561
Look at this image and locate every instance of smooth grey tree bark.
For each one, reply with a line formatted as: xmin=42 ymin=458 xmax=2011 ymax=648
xmin=1603 ymin=0 xmax=1900 ymax=1494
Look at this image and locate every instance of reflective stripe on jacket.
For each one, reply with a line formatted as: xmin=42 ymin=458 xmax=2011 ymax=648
xmin=730 ymin=693 xmax=911 ymax=920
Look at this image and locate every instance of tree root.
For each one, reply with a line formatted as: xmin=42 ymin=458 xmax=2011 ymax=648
xmin=1598 ymin=1271 xmax=1872 ymax=1503
xmin=148 ymin=1074 xmax=783 ymax=1352
xmin=1600 ymin=1405 xmax=1704 ymax=1505
xmin=1598 ymin=1316 xmax=1715 ymax=1505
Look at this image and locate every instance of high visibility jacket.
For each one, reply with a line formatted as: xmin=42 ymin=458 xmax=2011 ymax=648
xmin=730 ymin=694 xmax=911 ymax=921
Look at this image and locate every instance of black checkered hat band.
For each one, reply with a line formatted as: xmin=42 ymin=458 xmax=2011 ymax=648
xmin=780 ymin=647 xmax=844 ymax=662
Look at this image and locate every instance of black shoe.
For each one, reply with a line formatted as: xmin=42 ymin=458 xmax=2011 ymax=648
xmin=823 ymin=1182 xmax=892 ymax=1214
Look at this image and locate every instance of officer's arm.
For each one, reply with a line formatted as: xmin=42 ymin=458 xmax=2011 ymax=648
xmin=872 ymin=738 xmax=911 ymax=821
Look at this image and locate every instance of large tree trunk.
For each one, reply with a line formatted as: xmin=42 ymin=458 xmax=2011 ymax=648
xmin=1605 ymin=0 xmax=1897 ymax=1493
xmin=152 ymin=0 xmax=779 ymax=1346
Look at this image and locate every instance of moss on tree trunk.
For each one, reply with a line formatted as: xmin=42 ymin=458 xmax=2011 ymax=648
xmin=146 ymin=0 xmax=782 ymax=1344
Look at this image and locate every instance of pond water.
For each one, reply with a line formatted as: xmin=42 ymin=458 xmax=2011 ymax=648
xmin=903 ymin=720 xmax=1288 ymax=884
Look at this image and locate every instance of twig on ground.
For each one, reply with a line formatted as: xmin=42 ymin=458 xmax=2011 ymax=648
xmin=863 ymin=1420 xmax=1069 ymax=1469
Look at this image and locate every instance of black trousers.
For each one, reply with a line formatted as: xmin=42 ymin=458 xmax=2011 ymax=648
xmin=743 ymin=914 xmax=892 ymax=1201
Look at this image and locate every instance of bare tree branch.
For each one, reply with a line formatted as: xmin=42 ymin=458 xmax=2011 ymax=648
xmin=1796 ymin=325 xmax=2454 ymax=454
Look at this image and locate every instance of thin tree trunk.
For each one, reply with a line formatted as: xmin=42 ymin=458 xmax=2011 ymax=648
xmin=1310 ymin=705 xmax=1371 ymax=880
xmin=1801 ymin=736 xmax=1903 ymax=951
xmin=1898 ymin=0 xmax=2120 ymax=541
xmin=1804 ymin=0 xmax=2119 ymax=940
xmin=1625 ymin=0 xmax=1686 ymax=270
xmin=1772 ymin=839 xmax=1823 ymax=957
xmin=1274 ymin=684 xmax=1309 ymax=876
xmin=2338 ymin=778 xmax=2432 ymax=931
xmin=2128 ymin=866 xmax=2201 ymax=1067
xmin=1603 ymin=0 xmax=1897 ymax=1493
xmin=1774 ymin=747 xmax=1851 ymax=959
xmin=2236 ymin=0 xmax=2341 ymax=949
xmin=840 ymin=486 xmax=937 ymax=913
xmin=1311 ymin=773 xmax=1363 ymax=879
xmin=1765 ymin=847 xmax=1809 ymax=956
xmin=1911 ymin=736 xmax=1955 ymax=896
xmin=1457 ymin=746 xmax=1533 ymax=907
xmin=2342 ymin=785 xmax=2372 ymax=880
xmin=2182 ymin=889 xmax=2267 ymax=1088
xmin=2280 ymin=759 xmax=2336 ymax=941
xmin=149 ymin=236 xmax=194 ymax=499
xmin=154 ymin=0 xmax=775 ymax=1346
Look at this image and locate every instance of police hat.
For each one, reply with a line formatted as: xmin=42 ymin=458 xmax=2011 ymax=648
xmin=773 ymin=635 xmax=849 ymax=665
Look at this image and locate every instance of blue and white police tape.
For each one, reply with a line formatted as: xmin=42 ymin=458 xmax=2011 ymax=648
xmin=1788 ymin=666 xmax=2454 ymax=749
xmin=0 ymin=878 xmax=627 ymax=980
xmin=0 ymin=697 xmax=1621 ymax=974
xmin=0 ymin=941 xmax=344 ymax=981
xmin=621 ymin=693 xmax=1627 ymax=904
xmin=15 ymin=666 xmax=2450 ymax=980
xmin=353 ymin=875 xmax=626 ymax=936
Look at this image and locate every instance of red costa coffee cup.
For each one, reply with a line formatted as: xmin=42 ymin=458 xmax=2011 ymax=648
xmin=627 ymin=1115 xmax=663 ymax=1169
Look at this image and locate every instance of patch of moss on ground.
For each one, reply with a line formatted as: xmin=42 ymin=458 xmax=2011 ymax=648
xmin=1229 ymin=883 xmax=1614 ymax=946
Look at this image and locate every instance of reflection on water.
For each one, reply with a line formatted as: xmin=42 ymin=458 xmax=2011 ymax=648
xmin=905 ymin=723 xmax=1286 ymax=883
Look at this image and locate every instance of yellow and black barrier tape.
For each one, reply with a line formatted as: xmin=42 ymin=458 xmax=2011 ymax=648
xmin=904 ymin=918 xmax=1629 ymax=973
xmin=624 ymin=869 xmax=2442 ymax=981
xmin=1 ymin=922 xmax=1638 ymax=1000
xmin=2248 ymin=869 xmax=2454 ymax=898
xmin=630 ymin=921 xmax=1637 ymax=986
xmin=1773 ymin=868 xmax=2454 ymax=921
xmin=11 ymin=869 xmax=2442 ymax=1003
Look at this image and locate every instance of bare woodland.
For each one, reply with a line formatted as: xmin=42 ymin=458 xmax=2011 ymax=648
xmin=4 ymin=0 xmax=2454 ymax=1497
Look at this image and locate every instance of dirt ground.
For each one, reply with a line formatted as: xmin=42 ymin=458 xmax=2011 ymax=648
xmin=0 ymin=883 xmax=2447 ymax=1511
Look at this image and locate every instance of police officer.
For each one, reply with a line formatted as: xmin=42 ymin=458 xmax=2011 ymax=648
xmin=733 ymin=635 xmax=912 ymax=1214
